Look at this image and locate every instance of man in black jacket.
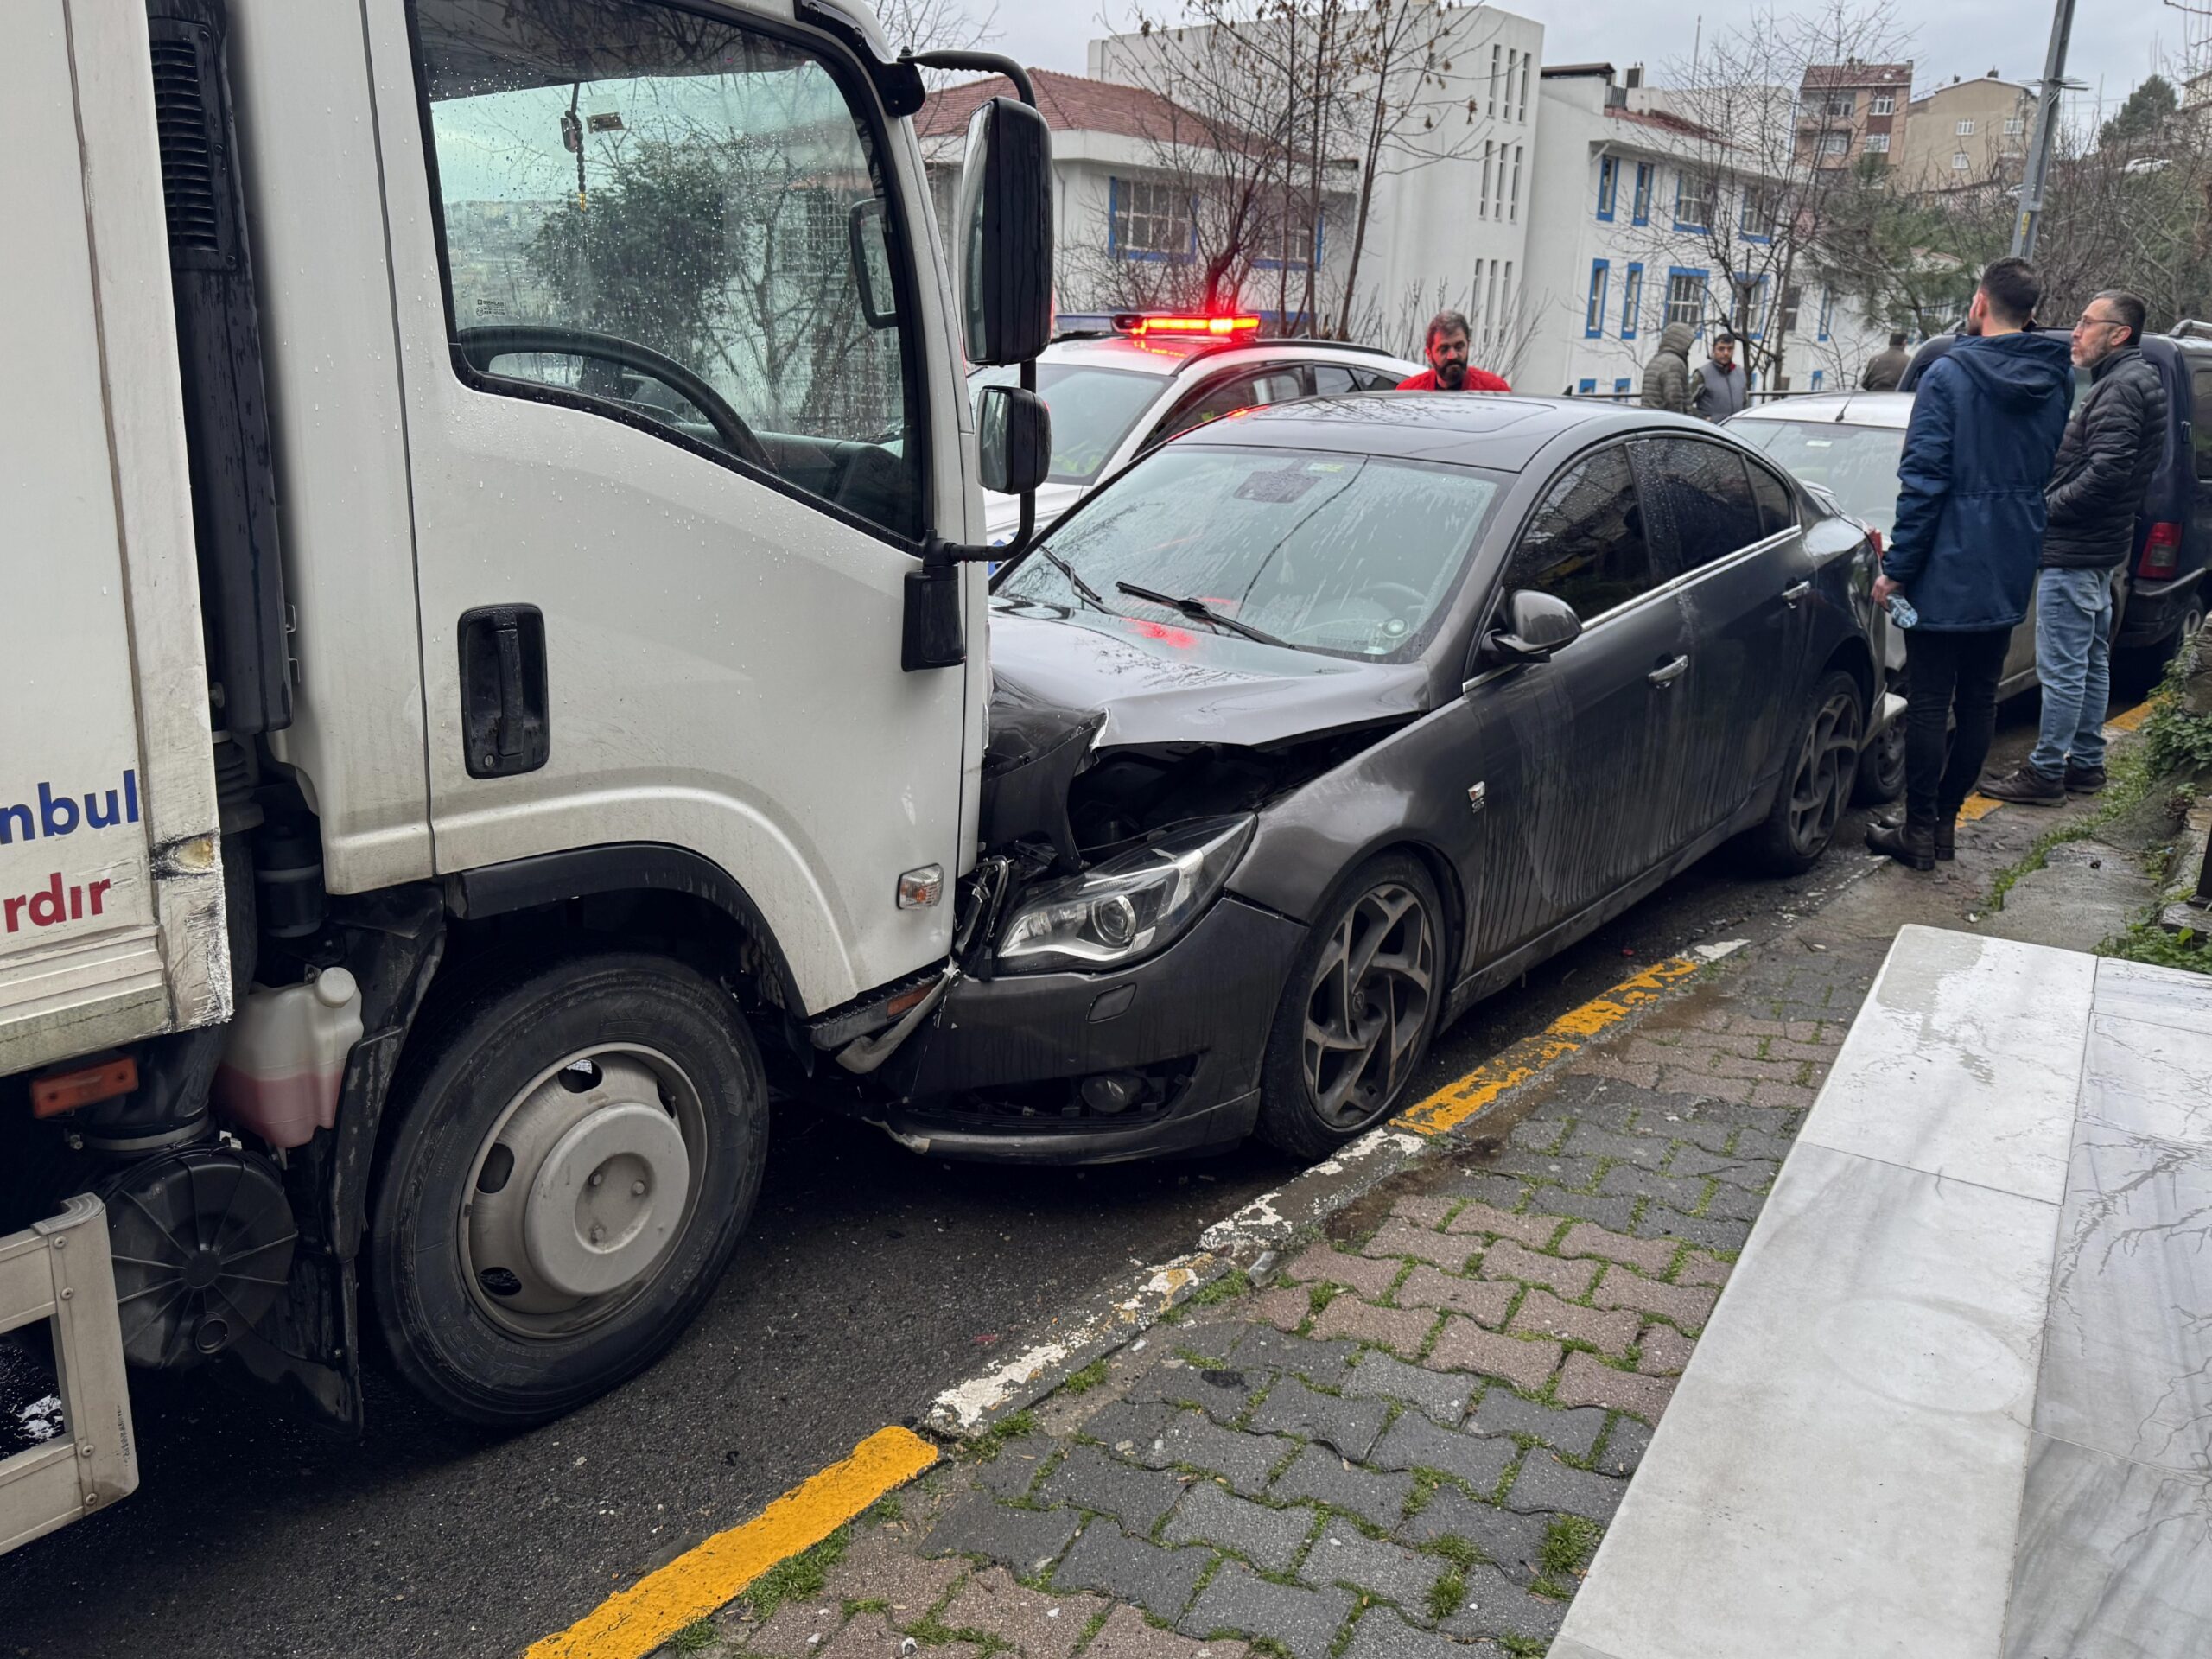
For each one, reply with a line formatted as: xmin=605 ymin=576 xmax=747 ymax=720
xmin=1984 ymin=291 xmax=2168 ymax=803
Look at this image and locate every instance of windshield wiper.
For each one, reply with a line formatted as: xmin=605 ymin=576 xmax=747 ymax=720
xmin=1115 ymin=582 xmax=1291 ymax=649
xmin=1032 ymin=546 xmax=1110 ymax=613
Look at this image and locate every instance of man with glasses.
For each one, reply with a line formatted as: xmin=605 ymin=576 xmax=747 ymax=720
xmin=1982 ymin=290 xmax=2168 ymax=804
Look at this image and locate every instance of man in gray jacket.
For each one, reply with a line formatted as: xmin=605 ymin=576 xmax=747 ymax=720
xmin=1642 ymin=321 xmax=1694 ymax=412
xmin=1693 ymin=333 xmax=1749 ymax=420
xmin=1982 ymin=290 xmax=2168 ymax=804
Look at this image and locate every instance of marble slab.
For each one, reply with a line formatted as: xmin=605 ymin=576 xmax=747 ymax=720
xmin=2079 ymin=1013 xmax=2212 ymax=1150
xmin=1554 ymin=1141 xmax=2056 ymax=1659
xmin=2000 ymin=1433 xmax=2212 ymax=1659
xmin=2095 ymin=956 xmax=2212 ymax=1039
xmin=1796 ymin=925 xmax=2094 ymax=1205
xmin=2037 ymin=1119 xmax=2212 ymax=1477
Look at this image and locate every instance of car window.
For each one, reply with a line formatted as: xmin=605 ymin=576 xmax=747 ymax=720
xmin=1508 ymin=445 xmax=1656 ymax=621
xmin=1640 ymin=437 xmax=1765 ymax=569
xmin=1354 ymin=367 xmax=1406 ymax=391
xmin=411 ymin=0 xmax=925 ymax=540
xmin=970 ymin=362 xmax=1166 ymax=484
xmin=2193 ymin=369 xmax=2212 ymax=482
xmin=1150 ymin=367 xmax=1311 ymax=447
xmin=996 ymin=446 xmax=1503 ymax=661
xmin=1747 ymin=455 xmax=1797 ymax=537
xmin=1312 ymin=365 xmax=1360 ymax=395
xmin=1729 ymin=418 xmax=1906 ymax=534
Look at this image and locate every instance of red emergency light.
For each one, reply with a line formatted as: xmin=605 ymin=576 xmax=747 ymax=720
xmin=1116 ymin=313 xmax=1263 ymax=340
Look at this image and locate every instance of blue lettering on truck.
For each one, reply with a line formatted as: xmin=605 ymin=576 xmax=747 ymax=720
xmin=0 ymin=771 xmax=139 ymax=843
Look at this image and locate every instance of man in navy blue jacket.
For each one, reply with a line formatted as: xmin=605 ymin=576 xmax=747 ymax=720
xmin=1869 ymin=259 xmax=2076 ymax=870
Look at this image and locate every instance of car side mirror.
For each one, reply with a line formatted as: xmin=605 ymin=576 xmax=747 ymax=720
xmin=956 ymin=98 xmax=1054 ymax=366
xmin=1487 ymin=591 xmax=1583 ymax=664
xmin=977 ymin=385 xmax=1051 ymax=495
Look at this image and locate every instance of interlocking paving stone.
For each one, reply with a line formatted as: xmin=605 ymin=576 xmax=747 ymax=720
xmin=1427 ymin=1321 xmax=1560 ymax=1395
xmin=1631 ymin=1207 xmax=1751 ymax=1253
xmin=940 ymin=1567 xmax=1106 ymax=1659
xmin=1637 ymin=1321 xmax=1697 ymax=1376
xmin=1562 ymin=1124 xmax=1669 ymax=1168
xmin=1237 ymin=1332 xmax=1358 ymax=1386
xmin=1592 ymin=1414 xmax=1653 ymax=1478
xmin=1507 ymin=1289 xmax=1639 ymax=1357
xmin=1174 ymin=1319 xmax=1250 ymax=1363
xmin=1555 ymin=1222 xmax=1677 ymax=1277
xmin=1181 ymin=1562 xmax=1354 ymax=1659
xmin=1474 ymin=1241 xmax=1597 ymax=1299
xmin=1666 ymin=1144 xmax=1781 ymax=1187
xmin=1435 ymin=1172 xmax=1535 ymax=1211
xmin=1466 ymin=1390 xmax=1608 ymax=1461
xmin=1507 ymin=1117 xmax=1568 ymax=1154
xmin=1085 ymin=1400 xmax=1177 ymax=1452
xmin=821 ymin=1529 xmax=968 ymax=1612
xmin=1347 ymin=1606 xmax=1507 ymax=1658
xmin=1250 ymin=1287 xmax=1312 ymax=1332
xmin=1039 ymin=1446 xmax=1187 ymax=1535
xmin=1054 ymin=1520 xmax=1213 ymax=1622
xmin=1391 ymin=1194 xmax=1460 ymax=1228
xmin=922 ymin=1490 xmax=1081 ymax=1573
xmin=1164 ymin=1480 xmax=1313 ymax=1573
xmin=1393 ymin=1265 xmax=1516 ymax=1325
xmin=1362 ymin=1219 xmax=1478 ymax=1273
xmin=1131 ymin=1362 xmax=1270 ymax=1425
xmin=1084 ymin=1602 xmax=1251 ymax=1659
xmin=1596 ymin=1164 xmax=1709 ymax=1210
xmin=1343 ymin=1351 xmax=1471 ymax=1423
xmin=1551 ymin=1351 xmax=1675 ymax=1421
xmin=1730 ymin=1125 xmax=1796 ymax=1162
xmin=1590 ymin=1268 xmax=1718 ymax=1330
xmin=1246 ymin=1376 xmax=1390 ymax=1460
xmin=1503 ymin=1450 xmax=1627 ymax=1522
xmin=976 ymin=1433 xmax=1059 ymax=1499
xmin=1282 ymin=1246 xmax=1402 ymax=1300
xmin=1442 ymin=1202 xmax=1560 ymax=1248
xmin=1369 ymin=1410 xmax=1515 ymax=1495
xmin=1302 ymin=1516 xmax=1447 ymax=1612
xmin=1516 ymin=1188 xmax=1638 ymax=1231
xmin=1439 ymin=1567 xmax=1569 ymax=1644
xmin=739 ymin=1599 xmax=845 ymax=1657
xmin=1270 ymin=1444 xmax=1417 ymax=1530
xmin=1142 ymin=1410 xmax=1294 ymax=1497
xmin=1678 ymin=1251 xmax=1734 ymax=1287
xmin=1699 ymin=1176 xmax=1772 ymax=1223
xmin=1482 ymin=1149 xmax=1601 ymax=1187
xmin=1395 ymin=1487 xmax=1549 ymax=1581
xmin=1313 ymin=1298 xmax=1435 ymax=1356
xmin=819 ymin=1610 xmax=982 ymax=1659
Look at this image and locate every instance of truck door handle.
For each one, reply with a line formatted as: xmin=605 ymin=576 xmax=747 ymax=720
xmin=1781 ymin=580 xmax=1813 ymax=607
xmin=459 ymin=605 xmax=550 ymax=778
xmin=1648 ymin=654 xmax=1689 ymax=687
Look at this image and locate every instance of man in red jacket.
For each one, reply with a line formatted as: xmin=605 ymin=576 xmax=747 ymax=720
xmin=1397 ymin=309 xmax=1511 ymax=392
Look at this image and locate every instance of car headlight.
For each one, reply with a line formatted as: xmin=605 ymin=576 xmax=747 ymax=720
xmin=996 ymin=815 xmax=1256 ymax=974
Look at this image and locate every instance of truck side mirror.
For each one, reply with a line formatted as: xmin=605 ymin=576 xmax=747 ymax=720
xmin=957 ymin=97 xmax=1053 ymax=366
xmin=1487 ymin=591 xmax=1583 ymax=664
xmin=848 ymin=200 xmax=897 ymax=330
xmin=978 ymin=385 xmax=1051 ymax=495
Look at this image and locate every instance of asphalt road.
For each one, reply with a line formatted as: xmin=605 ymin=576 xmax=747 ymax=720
xmin=0 ymin=713 xmax=2049 ymax=1659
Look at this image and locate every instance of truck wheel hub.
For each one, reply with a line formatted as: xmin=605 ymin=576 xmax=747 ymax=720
xmin=523 ymin=1105 xmax=688 ymax=1296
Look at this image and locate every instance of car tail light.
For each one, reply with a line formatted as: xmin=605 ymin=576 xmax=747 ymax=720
xmin=1866 ymin=526 xmax=1885 ymax=557
xmin=2139 ymin=520 xmax=2182 ymax=579
xmin=1116 ymin=314 xmax=1262 ymax=340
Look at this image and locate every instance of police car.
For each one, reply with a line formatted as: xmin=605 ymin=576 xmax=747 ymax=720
xmin=970 ymin=314 xmax=1424 ymax=545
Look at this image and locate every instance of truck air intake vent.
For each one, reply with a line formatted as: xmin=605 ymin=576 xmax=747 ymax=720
xmin=148 ymin=28 xmax=224 ymax=260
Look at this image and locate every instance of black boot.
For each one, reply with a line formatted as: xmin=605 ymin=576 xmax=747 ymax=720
xmin=1868 ymin=815 xmax=1936 ymax=871
xmin=1934 ymin=817 xmax=1957 ymax=862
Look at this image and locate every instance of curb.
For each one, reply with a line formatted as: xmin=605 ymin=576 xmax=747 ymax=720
xmin=922 ymin=941 xmax=1745 ymax=1440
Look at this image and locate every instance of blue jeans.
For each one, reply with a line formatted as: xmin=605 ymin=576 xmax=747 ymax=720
xmin=2030 ymin=566 xmax=2114 ymax=778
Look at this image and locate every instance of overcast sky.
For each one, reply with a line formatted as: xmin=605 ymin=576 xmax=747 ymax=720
xmin=979 ymin=0 xmax=2196 ymax=127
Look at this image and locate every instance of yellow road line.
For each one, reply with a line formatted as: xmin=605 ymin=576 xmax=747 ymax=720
xmin=2106 ymin=699 xmax=2155 ymax=734
xmin=525 ymin=1426 xmax=938 ymax=1659
xmin=1954 ymin=698 xmax=2152 ymax=827
xmin=1394 ymin=955 xmax=1708 ymax=1138
xmin=1960 ymin=793 xmax=2005 ymax=822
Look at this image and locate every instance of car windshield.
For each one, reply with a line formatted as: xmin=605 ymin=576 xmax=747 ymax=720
xmin=995 ymin=445 xmax=1503 ymax=660
xmin=969 ymin=363 xmax=1166 ymax=484
xmin=1731 ymin=420 xmax=1906 ymax=534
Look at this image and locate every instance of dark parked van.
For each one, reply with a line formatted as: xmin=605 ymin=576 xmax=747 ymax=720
xmin=1900 ymin=327 xmax=2211 ymax=690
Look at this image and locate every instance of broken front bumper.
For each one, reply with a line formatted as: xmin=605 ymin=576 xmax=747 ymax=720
xmin=876 ymin=895 xmax=1306 ymax=1165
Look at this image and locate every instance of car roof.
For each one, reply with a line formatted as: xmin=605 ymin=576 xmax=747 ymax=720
xmin=1731 ymin=391 xmax=1915 ymax=430
xmin=1175 ymin=394 xmax=1723 ymax=474
xmin=1031 ymin=333 xmax=1422 ymax=380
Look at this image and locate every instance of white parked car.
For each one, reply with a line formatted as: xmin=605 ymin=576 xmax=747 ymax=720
xmin=970 ymin=315 xmax=1423 ymax=543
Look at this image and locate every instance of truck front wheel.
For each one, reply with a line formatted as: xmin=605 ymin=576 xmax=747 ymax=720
xmin=367 ymin=953 xmax=765 ymax=1427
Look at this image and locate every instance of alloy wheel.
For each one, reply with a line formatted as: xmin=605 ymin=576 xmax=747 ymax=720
xmin=1300 ymin=882 xmax=1437 ymax=1129
xmin=1786 ymin=688 xmax=1863 ymax=855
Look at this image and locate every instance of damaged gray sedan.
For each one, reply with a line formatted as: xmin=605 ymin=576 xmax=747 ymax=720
xmin=874 ymin=395 xmax=1889 ymax=1163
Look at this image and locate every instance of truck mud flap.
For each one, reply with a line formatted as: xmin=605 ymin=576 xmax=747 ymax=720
xmin=0 ymin=1196 xmax=137 ymax=1554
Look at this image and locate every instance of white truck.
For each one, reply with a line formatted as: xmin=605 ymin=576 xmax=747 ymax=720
xmin=2 ymin=0 xmax=1051 ymax=1553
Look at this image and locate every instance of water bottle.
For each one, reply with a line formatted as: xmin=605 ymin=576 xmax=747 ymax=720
xmin=1886 ymin=593 xmax=1918 ymax=629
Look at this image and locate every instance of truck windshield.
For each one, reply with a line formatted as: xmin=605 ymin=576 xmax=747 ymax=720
xmin=969 ymin=364 xmax=1166 ymax=484
xmin=995 ymin=446 xmax=1502 ymax=661
xmin=1730 ymin=420 xmax=1907 ymax=535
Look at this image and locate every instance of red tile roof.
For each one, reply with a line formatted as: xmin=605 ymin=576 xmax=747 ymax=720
xmin=1801 ymin=61 xmax=1913 ymax=90
xmin=916 ymin=67 xmax=1209 ymax=143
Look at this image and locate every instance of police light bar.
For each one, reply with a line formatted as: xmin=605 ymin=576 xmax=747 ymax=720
xmin=1114 ymin=313 xmax=1263 ymax=339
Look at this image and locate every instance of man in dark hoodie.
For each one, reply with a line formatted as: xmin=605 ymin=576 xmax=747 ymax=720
xmin=1868 ymin=257 xmax=2076 ymax=870
xmin=1642 ymin=321 xmax=1695 ymax=413
xmin=1980 ymin=290 xmax=2167 ymax=804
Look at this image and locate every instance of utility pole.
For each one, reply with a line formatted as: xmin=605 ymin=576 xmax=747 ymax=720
xmin=2012 ymin=0 xmax=2079 ymax=257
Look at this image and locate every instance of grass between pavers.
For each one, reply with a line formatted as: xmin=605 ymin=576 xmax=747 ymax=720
xmin=668 ymin=1618 xmax=719 ymax=1654
xmin=967 ymin=1410 xmax=1041 ymax=1462
xmin=1063 ymin=1359 xmax=1110 ymax=1395
xmin=736 ymin=1524 xmax=853 ymax=1623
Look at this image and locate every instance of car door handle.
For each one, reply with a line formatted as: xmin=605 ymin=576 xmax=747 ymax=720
xmin=1648 ymin=655 xmax=1689 ymax=687
xmin=1781 ymin=580 xmax=1814 ymax=607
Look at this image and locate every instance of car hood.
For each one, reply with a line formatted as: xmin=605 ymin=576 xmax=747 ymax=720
xmin=982 ymin=482 xmax=1090 ymax=544
xmin=985 ymin=607 xmax=1433 ymax=752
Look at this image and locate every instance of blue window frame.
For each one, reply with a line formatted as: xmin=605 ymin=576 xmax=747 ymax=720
xmin=1811 ymin=369 xmax=1826 ymax=390
xmin=1664 ymin=267 xmax=1709 ymax=335
xmin=1622 ymin=263 xmax=1643 ymax=340
xmin=1817 ymin=284 xmax=1835 ymax=341
xmin=1597 ymin=156 xmax=1618 ymax=220
xmin=1673 ymin=170 xmax=1711 ymax=232
xmin=1733 ymin=274 xmax=1772 ymax=340
xmin=1738 ymin=184 xmax=1777 ymax=244
xmin=1586 ymin=260 xmax=1610 ymax=338
xmin=1577 ymin=378 xmax=1598 ymax=395
xmin=1631 ymin=162 xmax=1653 ymax=226
xmin=1614 ymin=377 xmax=1632 ymax=396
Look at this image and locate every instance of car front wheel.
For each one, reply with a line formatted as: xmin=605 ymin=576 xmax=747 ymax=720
xmin=1747 ymin=670 xmax=1864 ymax=875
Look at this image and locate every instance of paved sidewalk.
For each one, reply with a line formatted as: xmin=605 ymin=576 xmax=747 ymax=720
xmin=680 ymin=934 xmax=1890 ymax=1659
